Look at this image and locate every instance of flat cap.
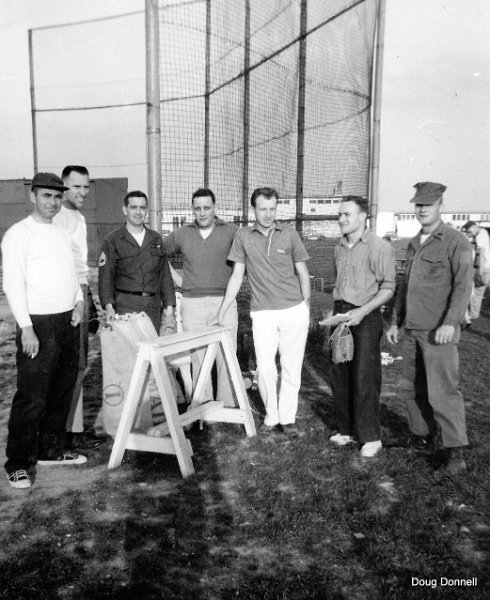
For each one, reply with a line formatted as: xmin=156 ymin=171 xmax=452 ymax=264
xmin=410 ymin=181 xmax=446 ymax=204
xmin=31 ymin=172 xmax=69 ymax=192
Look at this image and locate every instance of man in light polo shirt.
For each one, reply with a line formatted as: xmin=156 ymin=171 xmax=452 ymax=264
xmin=217 ymin=187 xmax=311 ymax=436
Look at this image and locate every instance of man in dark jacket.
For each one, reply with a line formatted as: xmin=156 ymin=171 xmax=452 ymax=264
xmin=98 ymin=190 xmax=175 ymax=332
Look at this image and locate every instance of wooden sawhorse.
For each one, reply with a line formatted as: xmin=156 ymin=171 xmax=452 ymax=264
xmin=107 ymin=326 xmax=257 ymax=477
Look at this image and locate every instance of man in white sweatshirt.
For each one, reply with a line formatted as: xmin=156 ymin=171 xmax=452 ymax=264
xmin=2 ymin=172 xmax=88 ymax=489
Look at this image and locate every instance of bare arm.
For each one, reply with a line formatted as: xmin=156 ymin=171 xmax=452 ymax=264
xmin=169 ymin=263 xmax=183 ymax=288
xmin=295 ymin=261 xmax=311 ymax=307
xmin=217 ymin=262 xmax=245 ymax=325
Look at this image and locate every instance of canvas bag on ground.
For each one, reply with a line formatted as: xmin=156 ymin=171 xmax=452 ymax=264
xmin=100 ymin=312 xmax=160 ymax=437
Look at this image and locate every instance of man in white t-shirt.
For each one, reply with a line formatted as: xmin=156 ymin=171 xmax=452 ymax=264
xmin=53 ymin=165 xmax=103 ymax=450
xmin=2 ymin=172 xmax=88 ymax=489
xmin=461 ymin=220 xmax=490 ymax=325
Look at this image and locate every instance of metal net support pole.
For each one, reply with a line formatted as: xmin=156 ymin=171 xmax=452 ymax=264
xmin=241 ymin=0 xmax=251 ymax=225
xmin=295 ymin=0 xmax=307 ymax=235
xmin=204 ymin=0 xmax=211 ymax=187
xmin=369 ymin=0 xmax=386 ymax=233
xmin=28 ymin=29 xmax=38 ymax=174
xmin=146 ymin=0 xmax=162 ymax=233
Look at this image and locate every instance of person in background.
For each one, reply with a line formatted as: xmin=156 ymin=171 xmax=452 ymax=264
xmin=217 ymin=187 xmax=311 ymax=437
xmin=163 ymin=188 xmax=238 ymax=407
xmin=386 ymin=182 xmax=473 ymax=476
xmin=2 ymin=172 xmax=87 ymax=489
xmin=328 ymin=196 xmax=396 ymax=458
xmin=53 ymin=165 xmax=103 ymax=450
xmin=461 ymin=220 xmax=490 ymax=327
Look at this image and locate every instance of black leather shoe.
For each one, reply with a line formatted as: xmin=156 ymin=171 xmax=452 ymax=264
xmin=438 ymin=447 xmax=467 ymax=476
xmin=282 ymin=424 xmax=301 ymax=438
xmin=408 ymin=433 xmax=431 ymax=454
xmin=68 ymin=432 xmax=105 ymax=451
xmin=258 ymin=423 xmax=283 ymax=435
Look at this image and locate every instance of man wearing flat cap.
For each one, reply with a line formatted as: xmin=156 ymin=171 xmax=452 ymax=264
xmin=1 ymin=173 xmax=88 ymax=489
xmin=386 ymin=182 xmax=473 ymax=475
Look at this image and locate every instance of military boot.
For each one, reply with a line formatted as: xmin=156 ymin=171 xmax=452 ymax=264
xmin=438 ymin=447 xmax=467 ymax=476
xmin=445 ymin=447 xmax=467 ymax=475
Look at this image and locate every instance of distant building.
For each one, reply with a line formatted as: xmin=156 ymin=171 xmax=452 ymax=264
xmin=161 ymin=181 xmax=346 ymax=239
xmin=376 ymin=211 xmax=490 ymax=239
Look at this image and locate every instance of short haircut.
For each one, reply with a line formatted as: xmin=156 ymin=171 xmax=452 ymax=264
xmin=62 ymin=165 xmax=89 ymax=180
xmin=123 ymin=190 xmax=148 ymax=207
xmin=341 ymin=195 xmax=369 ymax=215
xmin=192 ymin=188 xmax=216 ymax=204
xmin=462 ymin=220 xmax=477 ymax=231
xmin=250 ymin=187 xmax=279 ymax=208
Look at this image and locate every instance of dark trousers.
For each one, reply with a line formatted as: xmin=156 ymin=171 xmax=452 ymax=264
xmin=329 ymin=301 xmax=383 ymax=443
xmin=5 ymin=311 xmax=80 ymax=473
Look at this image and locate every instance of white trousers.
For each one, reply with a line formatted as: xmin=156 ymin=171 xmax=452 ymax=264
xmin=181 ymin=296 xmax=238 ymax=406
xmin=251 ymin=301 xmax=309 ymax=426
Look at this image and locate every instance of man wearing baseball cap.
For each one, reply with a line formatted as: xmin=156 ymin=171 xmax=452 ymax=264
xmin=386 ymin=182 xmax=473 ymax=475
xmin=1 ymin=173 xmax=88 ymax=489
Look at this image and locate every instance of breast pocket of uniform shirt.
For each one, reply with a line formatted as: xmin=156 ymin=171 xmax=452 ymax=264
xmin=149 ymin=243 xmax=165 ymax=269
xmin=420 ymin=251 xmax=450 ymax=282
xmin=150 ymin=243 xmax=164 ymax=257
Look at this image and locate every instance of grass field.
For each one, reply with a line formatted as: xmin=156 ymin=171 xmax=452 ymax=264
xmin=0 ymin=270 xmax=489 ymax=599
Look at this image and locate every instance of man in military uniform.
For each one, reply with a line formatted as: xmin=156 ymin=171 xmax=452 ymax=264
xmin=98 ymin=190 xmax=175 ymax=331
xmin=386 ymin=182 xmax=473 ymax=475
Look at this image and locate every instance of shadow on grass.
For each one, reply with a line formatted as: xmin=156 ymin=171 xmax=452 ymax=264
xmin=0 ymin=423 xmax=233 ymax=600
xmin=1 ymin=296 xmax=490 ymax=599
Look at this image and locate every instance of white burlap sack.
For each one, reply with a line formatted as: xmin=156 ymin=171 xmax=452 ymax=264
xmin=100 ymin=312 xmax=159 ymax=437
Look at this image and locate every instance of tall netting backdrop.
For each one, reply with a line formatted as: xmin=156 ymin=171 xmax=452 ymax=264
xmin=158 ymin=0 xmax=377 ymax=234
xmin=29 ymin=0 xmax=378 ymax=282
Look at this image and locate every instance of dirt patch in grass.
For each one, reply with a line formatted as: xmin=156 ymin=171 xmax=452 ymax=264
xmin=1 ymin=285 xmax=489 ymax=599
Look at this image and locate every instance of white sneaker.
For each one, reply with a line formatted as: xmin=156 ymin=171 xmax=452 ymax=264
xmin=7 ymin=469 xmax=32 ymax=489
xmin=329 ymin=433 xmax=355 ymax=446
xmin=37 ymin=452 xmax=87 ymax=466
xmin=360 ymin=440 xmax=382 ymax=457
